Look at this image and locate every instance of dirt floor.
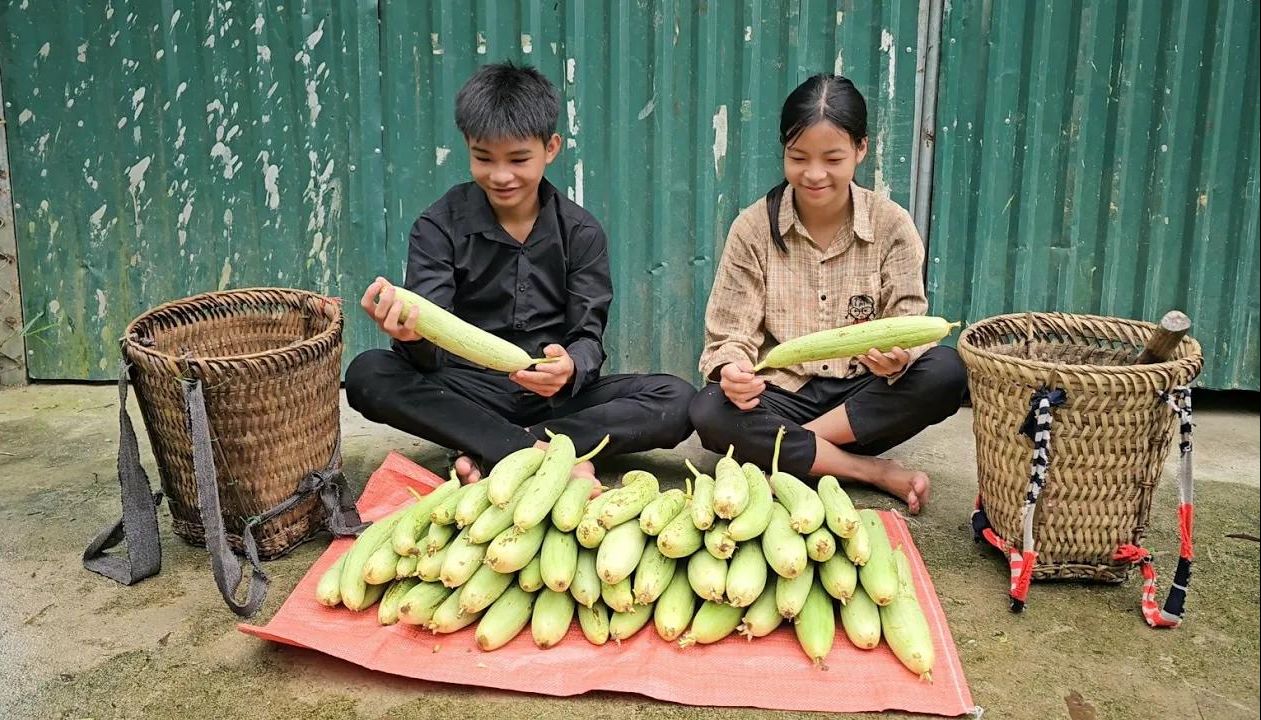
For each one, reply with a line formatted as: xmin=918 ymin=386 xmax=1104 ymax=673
xmin=0 ymin=384 xmax=1257 ymax=720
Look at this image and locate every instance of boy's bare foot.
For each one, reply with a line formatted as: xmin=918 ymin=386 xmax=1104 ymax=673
xmin=868 ymin=458 xmax=931 ymax=515
xmin=453 ymin=455 xmax=482 ymax=484
xmin=573 ymin=460 xmax=596 ymax=479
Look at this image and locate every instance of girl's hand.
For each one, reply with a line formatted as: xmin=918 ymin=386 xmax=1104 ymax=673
xmin=361 ymin=277 xmax=423 ymax=343
xmin=857 ymin=346 xmax=910 ymax=377
xmin=720 ymin=359 xmax=766 ymax=411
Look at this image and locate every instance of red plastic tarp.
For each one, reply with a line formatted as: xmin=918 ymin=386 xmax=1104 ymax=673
xmin=240 ymin=452 xmax=975 ymax=716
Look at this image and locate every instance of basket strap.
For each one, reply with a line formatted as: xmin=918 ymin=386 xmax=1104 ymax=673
xmin=240 ymin=437 xmax=369 ymax=550
xmin=1114 ymin=387 xmax=1195 ymax=628
xmin=83 ymin=364 xmax=165 ymax=585
xmin=1009 ymin=387 xmax=1067 ymax=612
xmin=184 ymin=379 xmax=270 ymax=617
xmin=970 ymin=499 xmax=1026 ymax=606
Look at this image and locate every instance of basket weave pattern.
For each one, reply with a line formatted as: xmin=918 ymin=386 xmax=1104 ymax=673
xmin=958 ymin=312 xmax=1202 ymax=582
xmin=122 ymin=288 xmax=343 ymax=559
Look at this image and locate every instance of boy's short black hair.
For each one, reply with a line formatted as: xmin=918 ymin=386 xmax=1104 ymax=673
xmin=455 ymin=62 xmax=561 ymax=143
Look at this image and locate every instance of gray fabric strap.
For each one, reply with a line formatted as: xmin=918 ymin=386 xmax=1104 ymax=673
xmin=82 ymin=365 xmax=164 ymax=584
xmin=184 ymin=379 xmax=271 ymax=617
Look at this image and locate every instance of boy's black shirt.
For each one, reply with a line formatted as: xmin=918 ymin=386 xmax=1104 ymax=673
xmin=395 ymin=177 xmax=612 ymax=399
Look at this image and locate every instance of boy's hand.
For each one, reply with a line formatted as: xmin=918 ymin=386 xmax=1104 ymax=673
xmin=361 ymin=277 xmax=423 ymax=343
xmin=857 ymin=346 xmax=910 ymax=377
xmin=720 ymin=359 xmax=765 ymax=411
xmin=509 ymin=344 xmax=574 ymax=398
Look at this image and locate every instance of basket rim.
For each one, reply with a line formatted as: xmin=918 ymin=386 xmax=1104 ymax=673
xmin=122 ymin=287 xmax=343 ymax=369
xmin=957 ymin=311 xmax=1202 ymax=378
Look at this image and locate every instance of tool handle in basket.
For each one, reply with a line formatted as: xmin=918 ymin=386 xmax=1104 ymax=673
xmin=1136 ymin=311 xmax=1191 ymax=364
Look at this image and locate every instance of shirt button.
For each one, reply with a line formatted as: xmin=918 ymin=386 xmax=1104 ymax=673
xmin=518 ymin=284 xmax=527 ymax=292
xmin=514 ymin=321 xmax=524 ymax=329
xmin=822 ymin=364 xmax=830 ymax=371
xmin=820 ymin=294 xmax=827 ymax=301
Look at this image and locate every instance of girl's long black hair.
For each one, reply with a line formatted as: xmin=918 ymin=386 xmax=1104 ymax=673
xmin=766 ymin=74 xmax=869 ymax=253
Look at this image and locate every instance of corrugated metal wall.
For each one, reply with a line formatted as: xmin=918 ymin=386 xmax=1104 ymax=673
xmin=379 ymin=0 xmax=922 ymax=380
xmin=0 ymin=0 xmax=921 ymax=382
xmin=0 ymin=0 xmax=386 ymax=379
xmin=928 ymin=0 xmax=1260 ymax=390
xmin=3 ymin=0 xmax=1258 ymax=388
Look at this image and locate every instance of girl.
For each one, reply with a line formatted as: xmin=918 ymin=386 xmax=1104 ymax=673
xmin=688 ymin=74 xmax=967 ymax=514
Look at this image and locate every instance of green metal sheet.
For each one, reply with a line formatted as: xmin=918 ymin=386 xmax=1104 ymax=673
xmin=929 ymin=0 xmax=1260 ymax=390
xmin=1 ymin=0 xmax=929 ymax=383
xmin=378 ymin=0 xmax=922 ymax=382
xmin=1 ymin=0 xmax=385 ymax=379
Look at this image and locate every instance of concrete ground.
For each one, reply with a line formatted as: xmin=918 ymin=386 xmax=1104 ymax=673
xmin=0 ymin=384 xmax=1257 ymax=720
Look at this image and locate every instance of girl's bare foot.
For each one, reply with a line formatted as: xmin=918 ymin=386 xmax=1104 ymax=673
xmin=453 ymin=455 xmax=482 ymax=484
xmin=868 ymin=458 xmax=931 ymax=514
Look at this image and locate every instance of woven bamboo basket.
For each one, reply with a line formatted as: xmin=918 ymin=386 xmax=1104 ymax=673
xmin=958 ymin=312 xmax=1202 ymax=582
xmin=122 ymin=288 xmax=343 ymax=559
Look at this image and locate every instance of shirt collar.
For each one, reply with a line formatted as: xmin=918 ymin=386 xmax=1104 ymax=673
xmin=778 ymin=181 xmax=875 ymax=244
xmin=454 ymin=177 xmax=559 ymax=240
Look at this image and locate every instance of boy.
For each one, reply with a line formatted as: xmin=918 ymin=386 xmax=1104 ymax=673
xmin=346 ymin=62 xmax=695 ymax=482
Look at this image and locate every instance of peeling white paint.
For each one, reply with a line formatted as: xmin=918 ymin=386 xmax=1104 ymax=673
xmin=566 ymin=58 xmax=576 ymax=84
xmin=253 ymin=14 xmax=265 ymax=34
xmin=132 ymin=87 xmax=146 ymax=119
xmin=206 ymin=98 xmax=225 ymax=114
xmin=573 ymin=160 xmax=584 ymax=206
xmin=435 ymin=146 xmax=451 ymax=166
xmin=476 ymin=32 xmax=487 ymax=54
xmin=306 ymin=20 xmax=325 ymax=49
xmin=109 ymin=31 xmax=119 ymax=47
xmin=219 ymin=257 xmax=233 ymax=290
xmin=77 ymin=42 xmax=88 ymax=62
xmin=837 ymin=11 xmax=844 ymax=25
xmin=171 ymin=9 xmax=181 ymax=26
xmin=205 ymin=34 xmax=215 ymax=48
xmin=521 ymin=34 xmax=532 ymax=53
xmin=35 ymin=132 xmax=50 ymax=159
xmin=90 ymin=204 xmax=108 ymax=228
xmin=66 ymin=97 xmax=74 ymax=108
xmin=39 ymin=199 xmax=49 ymax=213
xmin=834 ymin=49 xmax=844 ymax=75
xmin=259 ymin=151 xmax=281 ymax=209
xmin=48 ymin=299 xmax=61 ymax=315
xmin=744 ymin=26 xmax=752 ymax=42
xmin=712 ymin=105 xmax=728 ymax=176
xmin=155 ymin=49 xmax=165 ymax=60
xmin=127 ymin=155 xmax=152 ymax=196
xmin=567 ymin=99 xmax=579 ymax=136
xmin=258 ymin=45 xmax=271 ymax=62
xmin=174 ymin=121 xmax=186 ymax=150
xmin=550 ymin=42 xmax=558 ymax=55
xmin=133 ymin=126 xmax=141 ymax=144
xmin=18 ymin=109 xmax=33 ymax=125
xmin=117 ymin=117 xmax=127 ymax=129
xmin=566 ymin=138 xmax=576 ymax=149
xmin=210 ymin=141 xmax=240 ymax=179
xmin=638 ymin=95 xmax=655 ymax=120
xmin=267 ymin=82 xmax=279 ymax=98
xmin=178 ymin=198 xmax=194 ymax=246
xmin=880 ymin=29 xmax=896 ymax=100
xmin=431 ymin=33 xmax=444 ymax=55
xmin=38 ymin=42 xmax=50 ymax=59
xmin=306 ymin=78 xmax=322 ymax=124
xmin=176 ymin=81 xmax=188 ymax=99
xmin=872 ymin=126 xmax=891 ymax=198
xmin=96 ymin=289 xmax=108 ymax=320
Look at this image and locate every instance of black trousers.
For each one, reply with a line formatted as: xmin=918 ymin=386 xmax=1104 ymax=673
xmin=345 ymin=348 xmax=697 ymax=468
xmin=688 ymin=346 xmax=968 ymax=479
